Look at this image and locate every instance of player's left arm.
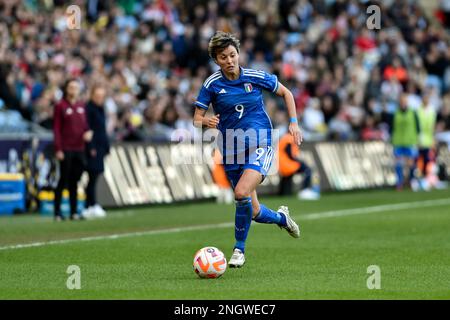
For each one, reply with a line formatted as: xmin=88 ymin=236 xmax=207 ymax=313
xmin=275 ymin=82 xmax=303 ymax=145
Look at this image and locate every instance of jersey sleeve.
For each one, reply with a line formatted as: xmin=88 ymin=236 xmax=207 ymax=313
xmin=194 ymin=85 xmax=212 ymax=110
xmin=255 ymin=71 xmax=279 ymax=93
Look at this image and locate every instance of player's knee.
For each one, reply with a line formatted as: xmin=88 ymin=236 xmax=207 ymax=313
xmin=234 ymin=187 xmax=250 ymax=200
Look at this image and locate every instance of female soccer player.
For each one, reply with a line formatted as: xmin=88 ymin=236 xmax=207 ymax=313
xmin=193 ymin=31 xmax=302 ymax=268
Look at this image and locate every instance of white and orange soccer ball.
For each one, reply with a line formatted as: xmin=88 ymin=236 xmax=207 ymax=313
xmin=193 ymin=246 xmax=227 ymax=278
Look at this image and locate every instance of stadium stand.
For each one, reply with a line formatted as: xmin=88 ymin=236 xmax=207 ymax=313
xmin=0 ymin=0 xmax=448 ymax=143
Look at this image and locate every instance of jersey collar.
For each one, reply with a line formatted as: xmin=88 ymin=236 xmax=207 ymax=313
xmin=220 ymin=66 xmax=243 ymax=83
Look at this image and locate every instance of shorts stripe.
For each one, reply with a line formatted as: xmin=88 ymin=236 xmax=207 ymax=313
xmin=263 ymin=147 xmax=274 ymax=171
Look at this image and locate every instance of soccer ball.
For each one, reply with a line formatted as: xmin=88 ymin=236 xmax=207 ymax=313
xmin=193 ymin=246 xmax=227 ymax=278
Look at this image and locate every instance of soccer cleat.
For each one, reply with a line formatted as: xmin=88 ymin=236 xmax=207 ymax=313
xmin=82 ymin=206 xmax=95 ymax=219
xmin=298 ymin=188 xmax=320 ymax=200
xmin=410 ymin=178 xmax=420 ymax=192
xmin=93 ymin=204 xmax=107 ymax=218
xmin=228 ymin=248 xmax=245 ymax=268
xmin=54 ymin=215 xmax=66 ymax=222
xmin=70 ymin=213 xmax=86 ymax=221
xmin=278 ymin=206 xmax=300 ymax=238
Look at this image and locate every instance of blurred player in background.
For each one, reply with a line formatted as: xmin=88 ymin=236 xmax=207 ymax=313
xmin=53 ymin=78 xmax=92 ymax=221
xmin=193 ymin=31 xmax=302 ymax=268
xmin=83 ymin=84 xmax=110 ymax=219
xmin=389 ymin=93 xmax=421 ymax=191
xmin=278 ymin=131 xmax=320 ymax=200
xmin=416 ymin=92 xmax=436 ymax=190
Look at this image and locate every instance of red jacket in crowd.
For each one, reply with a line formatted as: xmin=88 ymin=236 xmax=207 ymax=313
xmin=53 ymin=98 xmax=90 ymax=152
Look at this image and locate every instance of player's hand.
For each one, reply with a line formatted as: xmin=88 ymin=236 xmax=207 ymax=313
xmin=90 ymin=149 xmax=97 ymax=157
xmin=207 ymin=114 xmax=220 ymax=128
xmin=83 ymin=130 xmax=93 ymax=142
xmin=56 ymin=151 xmax=64 ymax=161
xmin=289 ymin=122 xmax=303 ymax=146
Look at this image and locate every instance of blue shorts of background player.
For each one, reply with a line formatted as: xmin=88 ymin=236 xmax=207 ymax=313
xmin=393 ymin=146 xmax=418 ymax=159
xmin=393 ymin=146 xmax=418 ymax=189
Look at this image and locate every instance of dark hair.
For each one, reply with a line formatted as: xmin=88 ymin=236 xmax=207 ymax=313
xmin=62 ymin=78 xmax=80 ymax=99
xmin=90 ymin=83 xmax=105 ymax=98
xmin=208 ymin=31 xmax=240 ymax=60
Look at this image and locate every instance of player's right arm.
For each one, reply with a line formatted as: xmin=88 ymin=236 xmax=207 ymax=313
xmin=193 ymin=107 xmax=220 ymax=129
xmin=193 ymin=80 xmax=220 ymax=128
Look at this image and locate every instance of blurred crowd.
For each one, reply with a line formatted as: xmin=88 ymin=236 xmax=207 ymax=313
xmin=0 ymin=0 xmax=449 ymax=143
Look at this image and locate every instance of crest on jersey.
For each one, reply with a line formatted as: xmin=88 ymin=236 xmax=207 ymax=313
xmin=244 ymin=83 xmax=253 ymax=93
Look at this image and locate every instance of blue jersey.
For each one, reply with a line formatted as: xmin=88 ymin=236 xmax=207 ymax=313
xmin=195 ymin=67 xmax=278 ymax=169
xmin=195 ymin=67 xmax=278 ymax=131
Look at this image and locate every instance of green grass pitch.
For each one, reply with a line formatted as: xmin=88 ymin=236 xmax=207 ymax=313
xmin=0 ymin=189 xmax=449 ymax=299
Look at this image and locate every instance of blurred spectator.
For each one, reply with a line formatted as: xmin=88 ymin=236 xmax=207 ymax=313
xmin=53 ymin=78 xmax=92 ymax=221
xmin=365 ymin=67 xmax=382 ymax=103
xmin=405 ymin=81 xmax=423 ymax=111
xmin=435 ymin=91 xmax=450 ymax=148
xmin=417 ymin=92 xmax=437 ymax=181
xmin=320 ymin=94 xmax=339 ymax=125
xmin=361 ymin=116 xmax=385 ymax=141
xmin=83 ymin=84 xmax=109 ymax=219
xmin=0 ymin=0 xmax=448 ymax=143
xmin=383 ymin=57 xmax=408 ymax=84
xmin=278 ymin=131 xmax=319 ymax=200
xmin=438 ymin=0 xmax=450 ymax=29
xmin=301 ymin=98 xmax=327 ymax=141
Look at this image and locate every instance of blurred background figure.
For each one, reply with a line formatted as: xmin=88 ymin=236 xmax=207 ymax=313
xmin=435 ymin=92 xmax=450 ymax=149
xmin=0 ymin=0 xmax=448 ymax=146
xmin=0 ymin=0 xmax=448 ymax=209
xmin=388 ymin=94 xmax=420 ymax=191
xmin=416 ymin=91 xmax=437 ymax=190
xmin=301 ymin=98 xmax=328 ymax=141
xmin=53 ymin=79 xmax=92 ymax=221
xmin=278 ymin=130 xmax=320 ymax=200
xmin=83 ymin=84 xmax=109 ymax=219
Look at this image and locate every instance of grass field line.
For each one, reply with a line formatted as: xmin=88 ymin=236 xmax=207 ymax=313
xmin=1 ymin=197 xmax=449 ymax=251
xmin=301 ymin=197 xmax=450 ymax=220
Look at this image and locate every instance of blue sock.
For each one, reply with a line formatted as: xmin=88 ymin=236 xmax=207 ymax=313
xmin=395 ymin=162 xmax=403 ymax=187
xmin=253 ymin=204 xmax=287 ymax=227
xmin=234 ymin=197 xmax=253 ymax=253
